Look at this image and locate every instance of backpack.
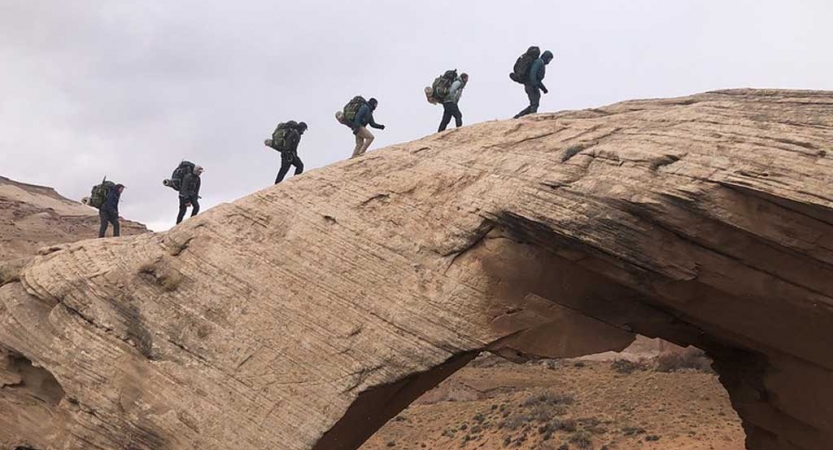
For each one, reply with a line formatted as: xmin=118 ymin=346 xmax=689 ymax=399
xmin=89 ymin=178 xmax=116 ymax=209
xmin=343 ymin=96 xmax=366 ymax=123
xmin=510 ymin=46 xmax=541 ymax=84
xmin=163 ymin=161 xmax=195 ymax=191
xmin=431 ymin=70 xmax=458 ymax=102
xmin=270 ymin=121 xmax=298 ymax=151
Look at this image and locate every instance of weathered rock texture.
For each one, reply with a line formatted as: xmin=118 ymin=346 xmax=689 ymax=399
xmin=1 ymin=89 xmax=831 ymax=450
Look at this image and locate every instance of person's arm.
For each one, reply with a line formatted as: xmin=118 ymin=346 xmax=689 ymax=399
xmin=536 ymin=63 xmax=548 ymax=93
xmin=180 ymin=174 xmax=194 ymax=197
xmin=448 ymin=80 xmax=462 ymax=103
xmin=368 ymin=111 xmax=385 ymax=130
xmin=289 ymin=130 xmax=301 ymax=153
xmin=194 ymin=177 xmax=201 ymax=196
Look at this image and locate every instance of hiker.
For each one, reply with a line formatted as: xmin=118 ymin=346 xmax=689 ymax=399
xmin=99 ymin=184 xmax=124 ymax=238
xmin=350 ymin=98 xmax=385 ymax=158
xmin=176 ymin=165 xmax=203 ymax=224
xmin=438 ymin=73 xmax=469 ymax=132
xmin=513 ymin=49 xmax=554 ymax=118
xmin=266 ymin=121 xmax=307 ymax=184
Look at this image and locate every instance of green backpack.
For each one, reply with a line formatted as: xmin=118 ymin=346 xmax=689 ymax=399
xmin=431 ymin=70 xmax=457 ymax=102
xmin=270 ymin=121 xmax=298 ymax=151
xmin=89 ymin=178 xmax=116 ymax=209
xmin=343 ymin=96 xmax=366 ymax=123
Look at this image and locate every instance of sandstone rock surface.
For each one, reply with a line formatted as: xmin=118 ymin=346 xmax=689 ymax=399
xmin=1 ymin=90 xmax=832 ymax=450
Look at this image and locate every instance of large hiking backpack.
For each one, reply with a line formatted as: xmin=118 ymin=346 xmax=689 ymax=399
xmin=343 ymin=96 xmax=367 ymax=124
xmin=509 ymin=46 xmax=541 ymax=84
xmin=88 ymin=178 xmax=116 ymax=209
xmin=163 ymin=161 xmax=196 ymax=191
xmin=269 ymin=121 xmax=298 ymax=151
xmin=430 ymin=69 xmax=458 ymax=102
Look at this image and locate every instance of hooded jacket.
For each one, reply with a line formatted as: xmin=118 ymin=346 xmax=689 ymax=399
xmin=180 ymin=173 xmax=201 ymax=198
xmin=528 ymin=51 xmax=554 ymax=90
xmin=444 ymin=78 xmax=466 ymax=105
xmin=102 ymin=187 xmax=120 ymax=214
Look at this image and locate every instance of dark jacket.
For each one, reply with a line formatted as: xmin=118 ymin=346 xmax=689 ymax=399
xmin=353 ymin=104 xmax=384 ymax=129
xmin=528 ymin=51 xmax=553 ymax=91
xmin=102 ymin=187 xmax=120 ymax=213
xmin=180 ymin=173 xmax=201 ymax=198
xmin=284 ymin=129 xmax=301 ymax=154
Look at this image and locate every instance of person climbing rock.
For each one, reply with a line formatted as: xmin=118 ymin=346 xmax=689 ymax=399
xmin=98 ymin=184 xmax=124 ymax=238
xmin=438 ymin=73 xmax=469 ymax=132
xmin=266 ymin=121 xmax=307 ymax=184
xmin=514 ymin=49 xmax=554 ymax=119
xmin=351 ymin=97 xmax=385 ymax=158
xmin=177 ymin=165 xmax=203 ymax=224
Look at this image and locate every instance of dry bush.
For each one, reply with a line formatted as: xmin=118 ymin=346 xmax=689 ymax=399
xmin=655 ymin=349 xmax=714 ymax=373
xmin=610 ymin=359 xmax=648 ymax=374
xmin=569 ymin=430 xmax=593 ymax=449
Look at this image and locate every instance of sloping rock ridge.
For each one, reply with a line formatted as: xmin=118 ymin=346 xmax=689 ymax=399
xmin=1 ymin=89 xmax=831 ymax=450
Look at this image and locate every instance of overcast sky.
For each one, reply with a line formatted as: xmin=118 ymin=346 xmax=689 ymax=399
xmin=2 ymin=0 xmax=832 ymax=231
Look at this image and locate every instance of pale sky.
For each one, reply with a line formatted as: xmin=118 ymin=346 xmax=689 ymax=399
xmin=2 ymin=0 xmax=832 ymax=231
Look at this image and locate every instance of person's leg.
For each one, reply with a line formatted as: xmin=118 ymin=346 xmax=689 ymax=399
xmin=451 ymin=103 xmax=463 ymax=128
xmin=109 ymin=211 xmax=120 ymax=237
xmin=438 ymin=103 xmax=453 ymax=132
xmin=527 ymin=84 xmax=541 ymax=114
xmin=176 ymin=197 xmax=188 ymax=224
xmin=98 ymin=209 xmax=109 ymax=238
xmin=514 ymin=84 xmax=540 ymax=118
xmin=190 ymin=196 xmax=200 ymax=217
xmin=293 ymin=156 xmax=304 ymax=175
xmin=275 ymin=156 xmax=292 ymax=184
xmin=352 ymin=133 xmax=364 ymax=158
xmin=358 ymin=127 xmax=375 ymax=156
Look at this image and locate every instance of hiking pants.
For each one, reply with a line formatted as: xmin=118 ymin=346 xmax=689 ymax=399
xmin=352 ymin=127 xmax=375 ymax=158
xmin=177 ymin=195 xmax=200 ymax=224
xmin=439 ymin=102 xmax=463 ymax=132
xmin=275 ymin=153 xmax=304 ymax=184
xmin=515 ymin=84 xmax=541 ymax=118
xmin=98 ymin=209 xmax=120 ymax=238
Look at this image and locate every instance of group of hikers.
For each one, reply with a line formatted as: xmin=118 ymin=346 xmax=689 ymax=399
xmin=89 ymin=162 xmax=204 ymax=237
xmin=264 ymin=46 xmax=554 ymax=184
xmin=92 ymin=46 xmax=553 ymax=237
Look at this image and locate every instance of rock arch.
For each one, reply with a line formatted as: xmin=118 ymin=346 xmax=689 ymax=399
xmin=1 ymin=89 xmax=831 ymax=450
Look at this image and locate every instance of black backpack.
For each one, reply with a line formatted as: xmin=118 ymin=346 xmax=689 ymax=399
xmin=88 ymin=177 xmax=116 ymax=209
xmin=163 ymin=161 xmax=195 ymax=191
xmin=270 ymin=121 xmax=298 ymax=151
xmin=510 ymin=46 xmax=541 ymax=84
xmin=343 ymin=96 xmax=367 ymax=123
xmin=431 ymin=70 xmax=458 ymax=102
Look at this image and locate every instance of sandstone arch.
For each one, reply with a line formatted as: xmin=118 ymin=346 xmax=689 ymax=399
xmin=1 ymin=89 xmax=831 ymax=450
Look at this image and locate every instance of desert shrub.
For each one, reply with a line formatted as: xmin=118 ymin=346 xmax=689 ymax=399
xmin=569 ymin=431 xmax=593 ymax=449
xmin=611 ymin=359 xmax=647 ymax=374
xmin=523 ymin=392 xmax=575 ymax=407
xmin=656 ymin=349 xmax=714 ymax=373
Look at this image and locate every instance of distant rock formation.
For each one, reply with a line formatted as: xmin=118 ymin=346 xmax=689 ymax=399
xmin=0 ymin=176 xmax=147 ymax=261
xmin=1 ymin=90 xmax=831 ymax=450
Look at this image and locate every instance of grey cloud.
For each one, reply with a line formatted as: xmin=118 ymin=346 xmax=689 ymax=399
xmin=2 ymin=0 xmax=832 ymax=230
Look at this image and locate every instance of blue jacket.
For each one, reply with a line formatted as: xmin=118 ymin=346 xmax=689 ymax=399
xmin=529 ymin=58 xmax=546 ymax=90
xmin=102 ymin=188 xmax=120 ymax=214
xmin=353 ymin=104 xmax=384 ymax=129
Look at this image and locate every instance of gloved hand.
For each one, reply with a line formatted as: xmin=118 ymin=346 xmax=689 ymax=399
xmin=352 ymin=126 xmax=360 ymax=135
xmin=541 ymin=87 xmax=549 ymax=94
xmin=378 ymin=124 xmax=386 ymax=130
